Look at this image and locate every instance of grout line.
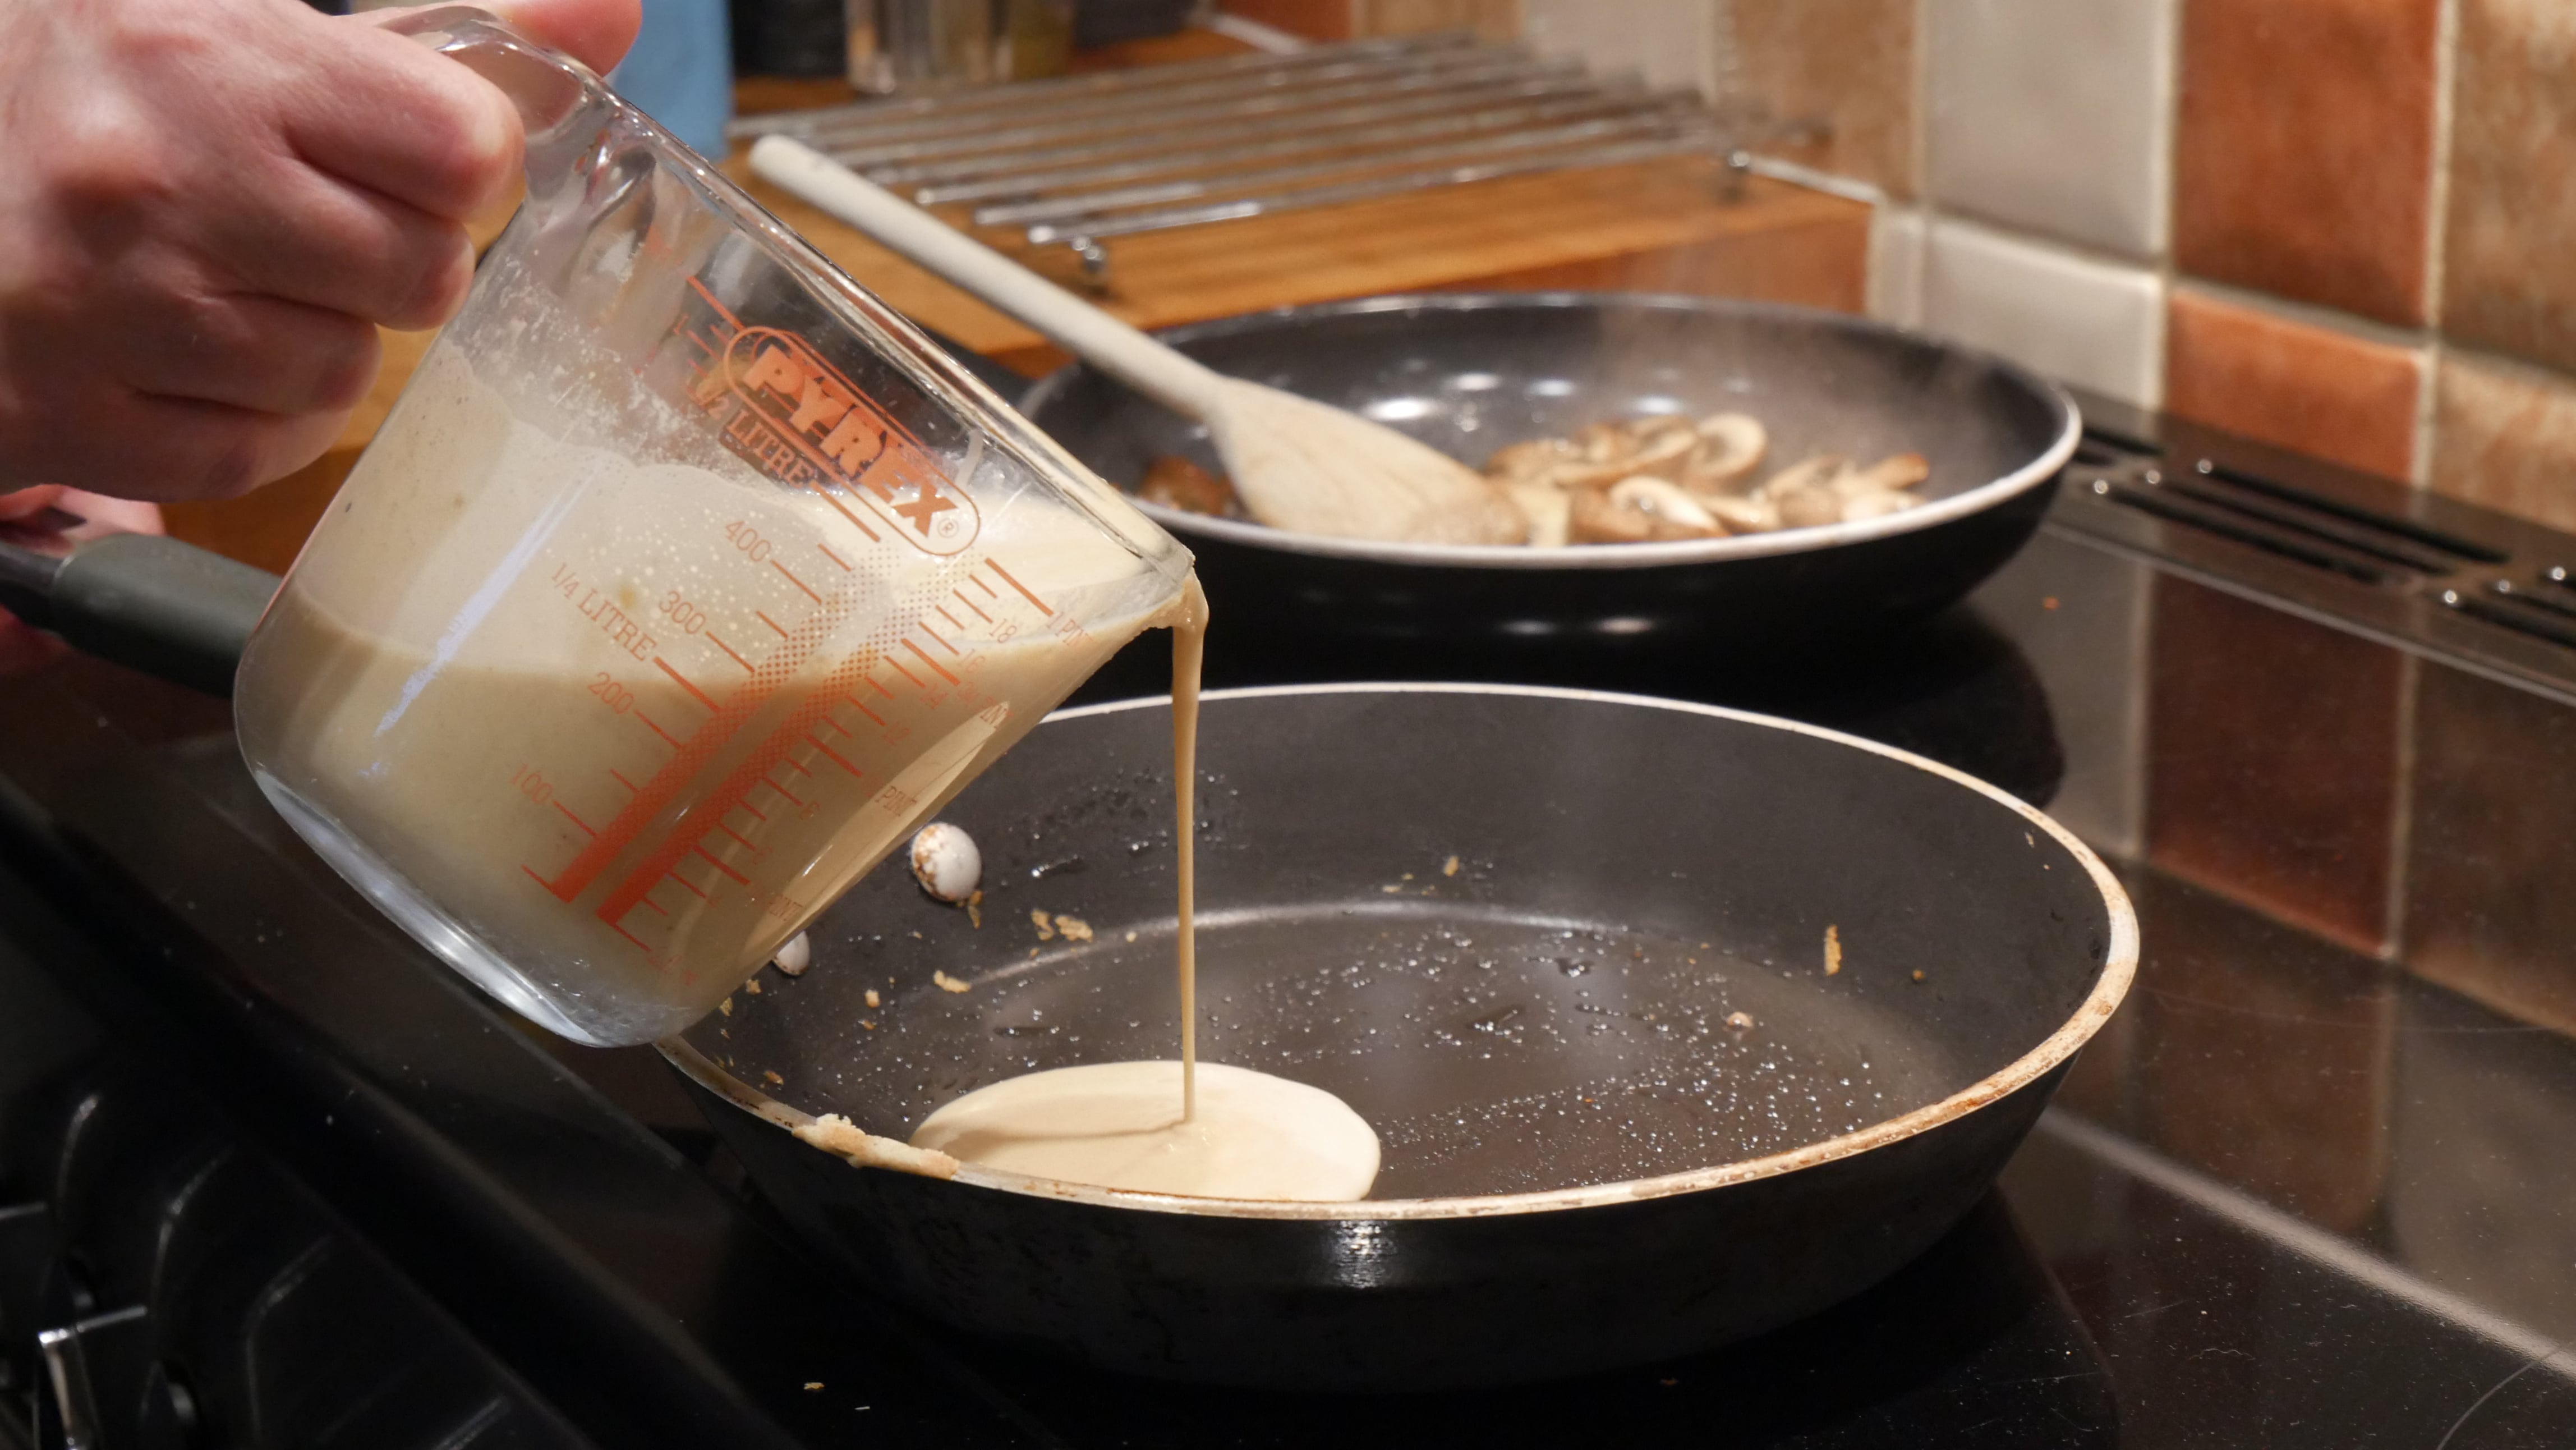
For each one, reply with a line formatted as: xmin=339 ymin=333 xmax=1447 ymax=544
xmin=1928 ymin=209 xmax=2166 ymax=278
xmin=2148 ymin=0 xmax=2187 ymax=410
xmin=2414 ymin=0 xmax=2464 ymax=488
xmin=1908 ymin=0 xmax=1931 ymax=203
xmin=2175 ymin=275 xmax=2439 ymax=352
xmin=2148 ymin=0 xmax=2183 ymax=259
xmin=2416 ymin=339 xmax=2446 ymax=490
xmin=2425 ymin=0 xmax=2460 ymax=337
xmin=1906 ymin=0 xmax=1932 ymax=327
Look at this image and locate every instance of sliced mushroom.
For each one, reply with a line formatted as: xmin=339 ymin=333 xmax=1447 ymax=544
xmin=1569 ymin=478 xmax=1726 ymax=545
xmin=1833 ymin=452 xmax=1931 ymax=497
xmin=1686 ymin=412 xmax=1768 ymax=492
xmin=1568 ymin=488 xmax=1654 ymax=544
xmin=1484 ymin=437 xmax=1582 ymax=483
xmin=1556 ymin=479 xmax=1721 ymax=548
xmin=1575 ymin=421 xmax=1635 ymax=464
xmin=1622 ymin=420 xmax=1699 ymax=479
xmin=1501 ymin=479 xmax=1571 ymax=547
xmin=1839 ymin=489 xmax=1921 ymax=522
xmin=1602 ymin=476 xmax=1724 ymax=540
xmin=1758 ymin=453 xmax=1848 ymax=502
xmin=1775 ymin=484 xmax=1847 ymax=531
xmin=1466 ymin=412 xmax=1926 ymax=547
xmin=1699 ymin=492 xmax=1781 ymax=534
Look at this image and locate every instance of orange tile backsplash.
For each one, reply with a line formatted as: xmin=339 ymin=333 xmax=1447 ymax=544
xmin=2441 ymin=0 xmax=2576 ymax=377
xmin=2172 ymin=0 xmax=2442 ymax=327
xmin=2163 ymin=290 xmax=2422 ymax=481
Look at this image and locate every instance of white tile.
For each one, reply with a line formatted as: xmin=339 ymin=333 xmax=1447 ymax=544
xmin=1520 ymin=0 xmax=1720 ymax=98
xmin=1867 ymin=204 xmax=1927 ymax=328
xmin=1924 ymin=0 xmax=2177 ymax=258
xmin=1923 ymin=218 xmax=2165 ymax=406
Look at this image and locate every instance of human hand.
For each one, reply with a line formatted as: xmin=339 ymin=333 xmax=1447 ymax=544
xmin=0 ymin=485 xmax=166 ymax=675
xmin=0 ymin=0 xmax=639 ymax=504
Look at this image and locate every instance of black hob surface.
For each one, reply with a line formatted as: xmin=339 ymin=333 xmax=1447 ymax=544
xmin=3 ymin=396 xmax=2574 ymax=1447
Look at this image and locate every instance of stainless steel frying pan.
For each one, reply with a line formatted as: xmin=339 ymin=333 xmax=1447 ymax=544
xmin=661 ymin=684 xmax=2134 ymax=1389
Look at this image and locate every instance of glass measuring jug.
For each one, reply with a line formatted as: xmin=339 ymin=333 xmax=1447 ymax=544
xmin=232 ymin=10 xmax=1192 ymax=1047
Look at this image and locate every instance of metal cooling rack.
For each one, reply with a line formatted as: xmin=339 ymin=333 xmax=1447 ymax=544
xmin=730 ymin=33 xmax=1738 ymax=279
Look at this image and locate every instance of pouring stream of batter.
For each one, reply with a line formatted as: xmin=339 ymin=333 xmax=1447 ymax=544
xmin=906 ymin=577 xmax=1381 ymax=1200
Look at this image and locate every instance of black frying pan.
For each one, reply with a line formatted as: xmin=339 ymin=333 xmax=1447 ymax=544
xmin=1017 ymin=293 xmax=2080 ymax=658
xmin=663 ymin=685 xmax=2133 ymax=1389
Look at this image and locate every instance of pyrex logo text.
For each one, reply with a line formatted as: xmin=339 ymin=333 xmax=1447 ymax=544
xmin=702 ymin=327 xmax=978 ymax=556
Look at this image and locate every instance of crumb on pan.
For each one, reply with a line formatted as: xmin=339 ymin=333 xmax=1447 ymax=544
xmin=795 ymin=1114 xmax=959 ymax=1179
xmin=932 ymin=970 xmax=972 ymax=994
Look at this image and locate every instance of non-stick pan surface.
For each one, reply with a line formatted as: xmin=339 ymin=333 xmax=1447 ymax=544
xmin=1016 ymin=294 xmax=2079 ymax=657
xmin=665 ymin=686 xmax=2132 ymax=1388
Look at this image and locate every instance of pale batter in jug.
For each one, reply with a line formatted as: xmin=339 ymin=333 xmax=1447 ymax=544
xmin=236 ymin=339 xmax=1189 ymax=1044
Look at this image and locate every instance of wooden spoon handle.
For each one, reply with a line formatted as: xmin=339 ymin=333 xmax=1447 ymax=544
xmin=751 ymin=137 xmax=1232 ymax=421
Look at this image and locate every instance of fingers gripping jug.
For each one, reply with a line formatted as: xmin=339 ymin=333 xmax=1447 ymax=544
xmin=233 ymin=11 xmax=1192 ymax=1045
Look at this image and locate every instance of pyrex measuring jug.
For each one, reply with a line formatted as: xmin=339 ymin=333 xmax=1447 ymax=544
xmin=233 ymin=10 xmax=1192 ymax=1047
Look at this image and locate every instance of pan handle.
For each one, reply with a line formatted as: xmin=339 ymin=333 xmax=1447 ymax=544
xmin=0 ymin=534 xmax=279 ymax=696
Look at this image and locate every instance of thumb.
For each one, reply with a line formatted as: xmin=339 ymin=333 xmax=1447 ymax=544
xmin=355 ymin=0 xmax=642 ymax=79
xmin=482 ymin=0 xmax=642 ymax=76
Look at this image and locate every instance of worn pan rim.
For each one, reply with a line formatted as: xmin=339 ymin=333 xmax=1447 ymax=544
xmin=1016 ymin=292 xmax=2084 ymax=572
xmin=660 ymin=682 xmax=2137 ymax=1221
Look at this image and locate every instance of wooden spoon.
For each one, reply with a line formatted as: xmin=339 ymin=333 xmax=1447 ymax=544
xmin=751 ymin=137 xmax=1528 ymax=547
